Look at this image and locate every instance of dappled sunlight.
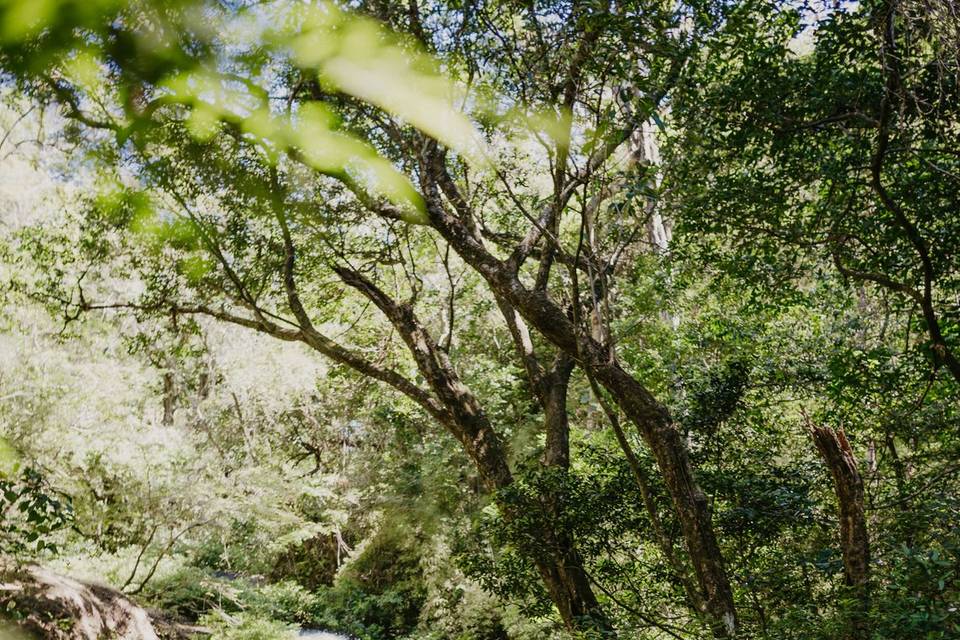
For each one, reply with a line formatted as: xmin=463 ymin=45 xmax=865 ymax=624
xmin=0 ymin=0 xmax=958 ymax=638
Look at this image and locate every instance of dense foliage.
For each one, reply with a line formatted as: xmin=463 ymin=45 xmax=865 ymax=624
xmin=0 ymin=0 xmax=957 ymax=639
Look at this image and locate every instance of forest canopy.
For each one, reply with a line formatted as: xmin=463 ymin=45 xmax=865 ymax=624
xmin=0 ymin=0 xmax=957 ymax=639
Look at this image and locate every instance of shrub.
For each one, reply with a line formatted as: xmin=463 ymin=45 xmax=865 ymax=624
xmin=137 ymin=565 xmax=242 ymax=620
xmin=198 ymin=611 xmax=298 ymax=640
xmin=303 ymin=526 xmax=427 ymax=640
xmin=869 ymin=541 xmax=960 ymax=639
xmin=243 ymin=580 xmax=318 ymax=625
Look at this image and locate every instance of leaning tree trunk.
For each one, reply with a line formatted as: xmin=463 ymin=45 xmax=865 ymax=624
xmin=809 ymin=424 xmax=870 ymax=638
xmin=335 ymin=267 xmax=612 ymax=635
xmin=592 ymin=360 xmax=737 ymax=637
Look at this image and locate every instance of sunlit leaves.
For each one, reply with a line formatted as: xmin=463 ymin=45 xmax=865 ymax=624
xmin=0 ymin=437 xmax=18 ymax=476
xmin=159 ymin=67 xmax=425 ymax=209
xmin=60 ymin=48 xmax=104 ymax=94
xmin=276 ymin=2 xmax=485 ymax=165
xmin=0 ymin=0 xmax=121 ymax=43
xmin=130 ymin=209 xmax=197 ymax=252
xmin=0 ymin=0 xmax=487 ymax=216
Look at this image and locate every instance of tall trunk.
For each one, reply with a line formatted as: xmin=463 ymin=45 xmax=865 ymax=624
xmin=450 ymin=368 xmax=611 ymax=635
xmin=809 ymin=424 xmax=870 ymax=638
xmin=541 ymin=358 xmax=573 ymax=469
xmin=585 ymin=370 xmax=706 ymax=616
xmin=538 ymin=362 xmax=614 ymax=634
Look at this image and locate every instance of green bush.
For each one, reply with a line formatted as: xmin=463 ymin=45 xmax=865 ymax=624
xmin=243 ymin=580 xmax=318 ymax=625
xmin=303 ymin=526 xmax=427 ymax=640
xmin=270 ymin=533 xmax=342 ymax=589
xmin=137 ymin=566 xmax=242 ymax=620
xmin=0 ymin=465 xmax=73 ymax=558
xmin=198 ymin=611 xmax=298 ymax=640
xmin=192 ymin=519 xmax=275 ymax=576
xmin=869 ymin=542 xmax=960 ymax=639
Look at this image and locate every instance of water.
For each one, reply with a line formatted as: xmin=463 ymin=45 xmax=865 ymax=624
xmin=298 ymin=631 xmax=349 ymax=639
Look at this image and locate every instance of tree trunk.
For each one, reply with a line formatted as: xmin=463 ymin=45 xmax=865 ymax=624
xmin=161 ymin=371 xmax=176 ymax=426
xmin=533 ymin=536 xmax=612 ymax=635
xmin=593 ymin=360 xmax=736 ymax=637
xmin=538 ymin=361 xmax=614 ymax=634
xmin=809 ymin=424 xmax=870 ymax=637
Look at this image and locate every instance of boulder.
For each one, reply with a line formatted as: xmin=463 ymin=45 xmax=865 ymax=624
xmin=0 ymin=564 xmax=204 ymax=640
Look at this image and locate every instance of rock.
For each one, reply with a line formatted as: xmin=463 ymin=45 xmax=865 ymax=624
xmin=0 ymin=564 xmax=198 ymax=640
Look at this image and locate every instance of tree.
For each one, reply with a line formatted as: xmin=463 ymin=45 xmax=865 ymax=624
xmin=665 ymin=0 xmax=960 ymax=384
xmin=0 ymin=0 xmax=742 ymax=635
